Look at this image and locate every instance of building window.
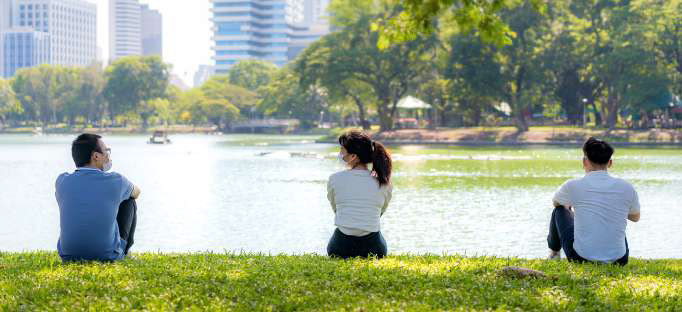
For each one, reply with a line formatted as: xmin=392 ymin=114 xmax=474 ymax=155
xmin=216 ymin=23 xmax=243 ymax=35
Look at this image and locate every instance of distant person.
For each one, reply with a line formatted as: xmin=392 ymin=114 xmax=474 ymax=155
xmin=547 ymin=137 xmax=640 ymax=265
xmin=56 ymin=134 xmax=141 ymax=262
xmin=327 ymin=131 xmax=393 ymax=259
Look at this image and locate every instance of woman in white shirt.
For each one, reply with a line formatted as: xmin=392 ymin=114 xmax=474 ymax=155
xmin=327 ymin=130 xmax=393 ymax=259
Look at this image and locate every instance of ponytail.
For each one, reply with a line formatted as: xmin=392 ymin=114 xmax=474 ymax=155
xmin=371 ymin=141 xmax=392 ymax=187
xmin=339 ymin=130 xmax=392 ymax=186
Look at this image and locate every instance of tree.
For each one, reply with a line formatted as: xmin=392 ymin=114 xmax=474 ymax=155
xmin=201 ymin=76 xmax=258 ymax=117
xmin=103 ymin=56 xmax=170 ymax=128
xmin=259 ymin=68 xmax=328 ymax=128
xmin=294 ymin=38 xmax=375 ymax=130
xmin=226 ymin=60 xmax=278 ymax=92
xmin=0 ymin=78 xmax=22 ymax=126
xmin=77 ymin=63 xmax=107 ymax=126
xmin=11 ymin=65 xmax=70 ymax=127
xmin=657 ymin=0 xmax=682 ymax=97
xmin=177 ymin=88 xmax=208 ymax=126
xmin=200 ymin=98 xmax=240 ymax=130
xmin=373 ymin=0 xmax=545 ymax=49
xmin=301 ymin=0 xmax=438 ymax=131
xmin=59 ymin=67 xmax=85 ymax=127
xmin=445 ymin=34 xmax=505 ymax=127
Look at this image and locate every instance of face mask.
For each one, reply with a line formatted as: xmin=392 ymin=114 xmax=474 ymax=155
xmin=103 ymin=159 xmax=112 ymax=172
xmin=337 ymin=153 xmax=348 ymax=167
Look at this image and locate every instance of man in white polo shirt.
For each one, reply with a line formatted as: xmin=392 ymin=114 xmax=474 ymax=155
xmin=547 ymin=137 xmax=640 ymax=265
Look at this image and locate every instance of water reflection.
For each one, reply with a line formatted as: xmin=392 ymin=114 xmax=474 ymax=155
xmin=0 ymin=134 xmax=680 ymax=258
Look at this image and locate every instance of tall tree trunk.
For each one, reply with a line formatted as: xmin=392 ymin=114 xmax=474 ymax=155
xmin=590 ymin=101 xmax=602 ymax=127
xmin=473 ymin=105 xmax=482 ymax=127
xmin=351 ymin=95 xmax=370 ymax=130
xmin=511 ymin=97 xmax=529 ymax=132
xmin=604 ymin=88 xmax=619 ymax=130
xmin=378 ymin=98 xmax=393 ymax=132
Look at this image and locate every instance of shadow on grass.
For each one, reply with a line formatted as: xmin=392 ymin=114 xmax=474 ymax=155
xmin=2 ymin=253 xmax=682 ymax=310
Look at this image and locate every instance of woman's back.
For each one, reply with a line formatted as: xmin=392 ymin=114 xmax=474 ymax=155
xmin=328 ymin=169 xmax=392 ymax=234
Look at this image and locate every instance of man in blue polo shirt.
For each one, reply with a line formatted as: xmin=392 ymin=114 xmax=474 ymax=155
xmin=56 ymin=133 xmax=141 ymax=262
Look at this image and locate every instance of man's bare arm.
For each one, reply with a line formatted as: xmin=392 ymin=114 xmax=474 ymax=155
xmin=131 ymin=185 xmax=141 ymax=199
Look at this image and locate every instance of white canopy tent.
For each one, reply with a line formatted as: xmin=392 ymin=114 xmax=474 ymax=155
xmin=396 ymin=96 xmax=432 ymax=109
xmin=395 ymin=96 xmax=433 ymax=129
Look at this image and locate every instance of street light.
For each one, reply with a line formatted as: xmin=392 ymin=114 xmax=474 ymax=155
xmin=582 ymin=98 xmax=588 ymax=127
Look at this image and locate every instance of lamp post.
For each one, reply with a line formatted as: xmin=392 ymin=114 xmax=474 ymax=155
xmin=582 ymin=98 xmax=588 ymax=127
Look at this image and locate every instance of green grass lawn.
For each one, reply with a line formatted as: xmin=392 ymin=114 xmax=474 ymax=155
xmin=1 ymin=253 xmax=681 ymax=311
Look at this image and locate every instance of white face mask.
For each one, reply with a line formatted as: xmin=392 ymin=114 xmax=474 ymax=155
xmin=103 ymin=159 xmax=112 ymax=172
xmin=337 ymin=153 xmax=348 ymax=167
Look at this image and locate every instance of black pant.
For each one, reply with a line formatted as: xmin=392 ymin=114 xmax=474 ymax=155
xmin=117 ymin=198 xmax=138 ymax=256
xmin=547 ymin=206 xmax=628 ymax=265
xmin=327 ymin=228 xmax=387 ymax=259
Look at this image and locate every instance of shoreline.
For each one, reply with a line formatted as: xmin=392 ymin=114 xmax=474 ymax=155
xmin=318 ymin=127 xmax=682 ymax=147
xmin=315 ymin=139 xmax=682 ymax=147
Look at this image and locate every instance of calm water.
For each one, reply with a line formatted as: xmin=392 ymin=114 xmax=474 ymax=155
xmin=1 ymin=134 xmax=681 ymax=258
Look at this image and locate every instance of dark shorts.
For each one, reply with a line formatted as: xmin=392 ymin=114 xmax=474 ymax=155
xmin=327 ymin=228 xmax=387 ymax=259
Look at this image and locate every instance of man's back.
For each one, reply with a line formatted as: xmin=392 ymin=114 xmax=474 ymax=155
xmin=56 ymin=168 xmax=133 ymax=261
xmin=555 ymin=171 xmax=640 ymax=262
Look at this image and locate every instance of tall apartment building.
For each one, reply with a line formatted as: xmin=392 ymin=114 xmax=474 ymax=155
xmin=0 ymin=0 xmax=12 ymax=75
xmin=194 ymin=64 xmax=215 ymax=87
xmin=1 ymin=0 xmax=97 ymax=77
xmin=140 ymin=4 xmax=161 ymax=56
xmin=2 ymin=28 xmax=50 ymax=77
xmin=302 ymin=0 xmax=328 ymax=26
xmin=109 ymin=0 xmax=142 ymax=60
xmin=109 ymin=0 xmax=163 ymax=61
xmin=210 ymin=0 xmax=330 ymax=74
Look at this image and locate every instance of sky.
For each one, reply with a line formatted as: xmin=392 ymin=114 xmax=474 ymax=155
xmin=92 ymin=0 xmax=213 ymax=86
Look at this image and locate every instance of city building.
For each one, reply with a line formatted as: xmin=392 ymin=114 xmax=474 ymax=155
xmin=0 ymin=0 xmax=12 ymax=75
xmin=193 ymin=64 xmax=215 ymax=87
xmin=109 ymin=0 xmax=163 ymax=61
xmin=210 ymin=0 xmax=329 ymax=74
xmin=1 ymin=0 xmax=97 ymax=77
xmin=2 ymin=28 xmax=50 ymax=77
xmin=140 ymin=4 xmax=161 ymax=56
xmin=109 ymin=0 xmax=141 ymax=60
xmin=302 ymin=0 xmax=328 ymax=26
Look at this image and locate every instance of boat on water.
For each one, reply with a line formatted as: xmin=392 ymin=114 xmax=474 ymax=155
xmin=148 ymin=131 xmax=172 ymax=144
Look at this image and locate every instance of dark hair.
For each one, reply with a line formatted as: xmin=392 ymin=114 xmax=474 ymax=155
xmin=339 ymin=130 xmax=392 ymax=186
xmin=582 ymin=137 xmax=613 ymax=165
xmin=72 ymin=133 xmax=102 ymax=167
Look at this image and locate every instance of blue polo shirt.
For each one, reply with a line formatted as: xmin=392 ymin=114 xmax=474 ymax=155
xmin=56 ymin=168 xmax=133 ymax=261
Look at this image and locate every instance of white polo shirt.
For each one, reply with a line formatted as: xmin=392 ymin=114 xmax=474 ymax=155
xmin=553 ymin=170 xmax=640 ymax=263
xmin=327 ymin=169 xmax=392 ymax=236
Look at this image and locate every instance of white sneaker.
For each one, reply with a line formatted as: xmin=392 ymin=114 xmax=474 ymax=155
xmin=548 ymin=251 xmax=561 ymax=260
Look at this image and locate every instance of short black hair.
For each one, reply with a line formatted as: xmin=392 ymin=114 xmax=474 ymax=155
xmin=72 ymin=133 xmax=102 ymax=167
xmin=582 ymin=137 xmax=613 ymax=165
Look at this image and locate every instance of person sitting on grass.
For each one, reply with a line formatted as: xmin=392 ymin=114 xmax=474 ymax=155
xmin=56 ymin=133 xmax=141 ymax=262
xmin=547 ymin=137 xmax=640 ymax=265
xmin=326 ymin=130 xmax=393 ymax=259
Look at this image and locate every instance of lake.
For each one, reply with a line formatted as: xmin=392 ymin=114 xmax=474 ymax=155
xmin=1 ymin=134 xmax=681 ymax=258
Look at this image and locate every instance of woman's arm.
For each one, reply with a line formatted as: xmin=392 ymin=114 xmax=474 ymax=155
xmin=381 ymin=184 xmax=392 ymax=216
xmin=327 ymin=178 xmax=336 ymax=213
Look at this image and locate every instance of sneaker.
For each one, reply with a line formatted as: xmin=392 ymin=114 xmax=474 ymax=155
xmin=548 ymin=251 xmax=561 ymax=260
